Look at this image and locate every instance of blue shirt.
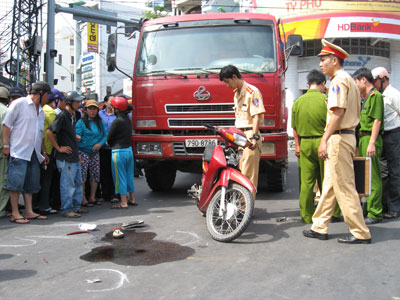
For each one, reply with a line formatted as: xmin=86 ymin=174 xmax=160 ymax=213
xmin=99 ymin=109 xmax=117 ymax=131
xmin=75 ymin=118 xmax=107 ymax=154
xmin=99 ymin=109 xmax=117 ymax=150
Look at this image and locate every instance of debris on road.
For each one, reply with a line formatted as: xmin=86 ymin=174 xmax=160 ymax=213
xmin=66 ymin=230 xmax=90 ymax=235
xmin=113 ymin=227 xmax=124 ymax=239
xmin=86 ymin=279 xmax=102 ymax=284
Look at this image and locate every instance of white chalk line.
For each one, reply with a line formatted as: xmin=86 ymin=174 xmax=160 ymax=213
xmin=166 ymin=230 xmax=201 ymax=246
xmin=0 ymin=237 xmax=37 ymax=248
xmin=85 ymin=268 xmax=130 ymax=293
xmin=26 ymin=235 xmax=78 ymax=239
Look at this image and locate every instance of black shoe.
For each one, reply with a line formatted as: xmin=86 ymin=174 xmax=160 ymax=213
xmin=337 ymin=234 xmax=371 ymax=244
xmin=365 ymin=217 xmax=382 ymax=225
xmin=303 ymin=229 xmax=328 ymax=240
xmin=331 ymin=216 xmax=343 ymax=223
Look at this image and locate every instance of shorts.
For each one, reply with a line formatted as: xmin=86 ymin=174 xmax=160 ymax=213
xmin=79 ymin=151 xmax=100 ymax=182
xmin=5 ymin=151 xmax=41 ymax=194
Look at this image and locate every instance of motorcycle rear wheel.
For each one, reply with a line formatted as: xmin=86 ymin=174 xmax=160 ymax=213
xmin=206 ymin=183 xmax=254 ymax=242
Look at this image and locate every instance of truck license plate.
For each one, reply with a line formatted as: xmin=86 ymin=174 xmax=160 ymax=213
xmin=185 ymin=139 xmax=218 ymax=148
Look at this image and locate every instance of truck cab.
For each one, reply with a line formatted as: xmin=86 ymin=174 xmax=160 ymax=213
xmin=130 ymin=13 xmax=301 ymax=191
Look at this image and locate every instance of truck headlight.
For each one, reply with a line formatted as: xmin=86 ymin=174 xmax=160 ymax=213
xmin=136 ymin=142 xmax=162 ymax=155
xmin=263 ymin=118 xmax=275 ymax=127
xmin=261 ymin=142 xmax=275 ymax=155
xmin=136 ymin=120 xmax=156 ymax=127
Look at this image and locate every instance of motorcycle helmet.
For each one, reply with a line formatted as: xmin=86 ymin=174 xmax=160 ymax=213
xmin=65 ymin=91 xmax=84 ymax=105
xmin=111 ymin=96 xmax=129 ymax=112
xmin=9 ymin=86 xmax=26 ymax=99
xmin=31 ymin=81 xmax=52 ymax=95
xmin=49 ymin=88 xmax=64 ymax=101
xmin=371 ymin=67 xmax=390 ymax=80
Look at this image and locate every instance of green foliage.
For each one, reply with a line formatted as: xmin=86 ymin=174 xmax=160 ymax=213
xmin=143 ymin=6 xmax=167 ymax=19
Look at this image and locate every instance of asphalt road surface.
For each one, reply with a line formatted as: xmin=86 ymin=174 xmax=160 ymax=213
xmin=0 ymin=151 xmax=399 ymax=300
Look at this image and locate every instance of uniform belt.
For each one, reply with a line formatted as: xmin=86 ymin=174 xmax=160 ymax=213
xmin=300 ymin=136 xmax=322 ymax=139
xmin=333 ymin=129 xmax=354 ymax=135
xmin=384 ymin=127 xmax=400 ymax=135
xmin=238 ymin=128 xmax=252 ymax=132
xmin=359 ymin=131 xmax=371 ymax=137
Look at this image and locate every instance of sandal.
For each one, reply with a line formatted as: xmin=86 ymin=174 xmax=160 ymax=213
xmin=10 ymin=217 xmax=30 ymax=224
xmin=383 ymin=212 xmax=399 ymax=219
xmin=63 ymin=211 xmax=81 ymax=218
xmin=111 ymin=203 xmax=128 ymax=209
xmin=25 ymin=214 xmax=48 ymax=220
xmin=128 ymin=201 xmax=138 ymax=206
xmin=82 ymin=202 xmax=94 ymax=207
xmin=89 ymin=200 xmax=102 ymax=205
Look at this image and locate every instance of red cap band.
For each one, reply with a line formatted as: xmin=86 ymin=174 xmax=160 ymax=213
xmin=318 ymin=46 xmax=347 ymax=60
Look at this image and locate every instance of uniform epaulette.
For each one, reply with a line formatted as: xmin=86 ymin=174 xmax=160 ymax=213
xmin=370 ymin=90 xmax=375 ymax=97
xmin=246 ymin=86 xmax=254 ymax=94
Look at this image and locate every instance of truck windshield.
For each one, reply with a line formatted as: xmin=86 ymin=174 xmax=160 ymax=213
xmin=136 ymin=25 xmax=276 ymax=76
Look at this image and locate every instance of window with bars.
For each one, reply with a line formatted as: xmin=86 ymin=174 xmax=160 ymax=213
xmin=302 ymin=38 xmax=390 ymax=58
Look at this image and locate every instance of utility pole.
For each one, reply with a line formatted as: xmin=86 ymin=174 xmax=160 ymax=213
xmin=46 ymin=0 xmax=55 ymax=86
xmin=6 ymin=0 xmax=43 ymax=89
xmin=75 ymin=21 xmax=82 ymax=91
xmin=46 ymin=3 xmax=141 ymax=92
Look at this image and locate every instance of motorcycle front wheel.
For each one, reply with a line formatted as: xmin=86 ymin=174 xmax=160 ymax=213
xmin=206 ymin=183 xmax=254 ymax=242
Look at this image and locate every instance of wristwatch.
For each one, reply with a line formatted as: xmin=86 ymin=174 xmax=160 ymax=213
xmin=2 ymin=145 xmax=9 ymax=149
xmin=251 ymin=134 xmax=260 ymax=141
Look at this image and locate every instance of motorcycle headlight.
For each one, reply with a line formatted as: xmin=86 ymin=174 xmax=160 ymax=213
xmin=234 ymin=133 xmax=247 ymax=147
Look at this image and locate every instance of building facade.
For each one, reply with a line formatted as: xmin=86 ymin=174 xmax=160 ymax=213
xmin=250 ymin=0 xmax=400 ymax=135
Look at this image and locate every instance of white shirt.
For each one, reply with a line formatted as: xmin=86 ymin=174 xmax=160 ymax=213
xmin=382 ymin=84 xmax=400 ymax=131
xmin=3 ymin=96 xmax=45 ymax=163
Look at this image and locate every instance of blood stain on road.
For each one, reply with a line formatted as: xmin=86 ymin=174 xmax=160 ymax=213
xmin=80 ymin=228 xmax=195 ymax=266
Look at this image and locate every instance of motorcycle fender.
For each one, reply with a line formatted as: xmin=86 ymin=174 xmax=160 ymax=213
xmin=201 ymin=168 xmax=256 ymax=211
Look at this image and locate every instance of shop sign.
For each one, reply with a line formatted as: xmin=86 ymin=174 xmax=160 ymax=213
xmin=253 ymin=1 xmax=400 ymax=18
xmin=87 ymin=22 xmax=98 ymax=53
xmin=82 ymin=65 xmax=93 ymax=73
xmin=82 ymin=79 xmax=95 ymax=86
xmin=343 ymin=56 xmax=371 ymax=67
xmin=83 ymin=72 xmax=94 ymax=79
xmin=82 ymin=55 xmax=95 ymax=66
xmin=283 ymin=15 xmax=400 ymax=41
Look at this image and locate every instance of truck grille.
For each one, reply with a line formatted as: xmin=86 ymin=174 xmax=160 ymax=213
xmin=168 ymin=118 xmax=235 ymax=128
xmin=173 ymin=142 xmax=206 ymax=156
xmin=165 ymin=104 xmax=234 ymax=114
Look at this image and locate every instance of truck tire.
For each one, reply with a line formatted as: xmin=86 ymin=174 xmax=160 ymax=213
xmin=145 ymin=163 xmax=176 ymax=191
xmin=266 ymin=166 xmax=286 ymax=192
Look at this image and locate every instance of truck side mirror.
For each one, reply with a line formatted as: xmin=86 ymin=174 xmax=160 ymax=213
xmin=287 ymin=35 xmax=303 ymax=56
xmin=107 ymin=33 xmax=117 ymax=72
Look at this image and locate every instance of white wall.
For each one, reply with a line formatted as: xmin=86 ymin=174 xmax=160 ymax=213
xmin=285 ymin=56 xmax=300 ymax=136
xmin=390 ymin=40 xmax=400 ymax=90
xmin=53 ymin=27 xmax=75 ymax=92
xmin=96 ymin=2 xmax=143 ymax=101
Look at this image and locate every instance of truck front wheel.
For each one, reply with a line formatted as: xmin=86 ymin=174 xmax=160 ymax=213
xmin=145 ymin=162 xmax=177 ymax=192
xmin=266 ymin=166 xmax=286 ymax=192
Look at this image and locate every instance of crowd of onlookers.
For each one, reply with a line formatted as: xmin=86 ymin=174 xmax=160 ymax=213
xmin=0 ymin=82 xmax=139 ymax=223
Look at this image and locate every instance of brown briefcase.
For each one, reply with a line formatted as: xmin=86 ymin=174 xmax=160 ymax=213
xmin=354 ymin=157 xmax=371 ymax=197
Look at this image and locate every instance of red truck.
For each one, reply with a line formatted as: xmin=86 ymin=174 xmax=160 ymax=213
xmin=129 ymin=13 xmax=302 ymax=192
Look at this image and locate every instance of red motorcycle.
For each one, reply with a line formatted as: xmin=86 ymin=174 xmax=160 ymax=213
xmin=188 ymin=125 xmax=256 ymax=242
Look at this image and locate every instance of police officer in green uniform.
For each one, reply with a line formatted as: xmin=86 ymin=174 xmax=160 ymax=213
xmin=292 ymin=70 xmax=341 ymax=223
xmin=353 ymin=68 xmax=384 ymax=224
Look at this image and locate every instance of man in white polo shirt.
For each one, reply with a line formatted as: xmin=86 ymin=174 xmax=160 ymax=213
xmin=372 ymin=67 xmax=400 ymax=219
xmin=2 ymin=82 xmax=51 ymax=224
